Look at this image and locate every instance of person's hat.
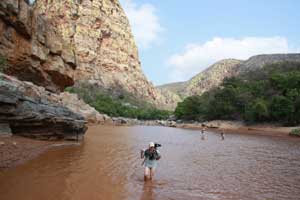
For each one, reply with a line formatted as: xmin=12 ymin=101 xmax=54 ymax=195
xmin=149 ymin=142 xmax=155 ymax=147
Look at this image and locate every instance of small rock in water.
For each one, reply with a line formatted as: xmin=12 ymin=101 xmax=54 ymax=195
xmin=12 ymin=142 xmax=17 ymax=146
xmin=0 ymin=141 xmax=5 ymax=145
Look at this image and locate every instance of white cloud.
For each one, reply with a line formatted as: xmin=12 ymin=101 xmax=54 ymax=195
xmin=120 ymin=0 xmax=163 ymax=49
xmin=167 ymin=36 xmax=298 ymax=82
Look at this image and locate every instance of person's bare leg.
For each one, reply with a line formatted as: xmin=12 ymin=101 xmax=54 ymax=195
xmin=144 ymin=167 xmax=150 ymax=181
xmin=150 ymin=167 xmax=155 ymax=180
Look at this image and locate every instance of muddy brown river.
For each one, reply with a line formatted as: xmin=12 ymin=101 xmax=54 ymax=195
xmin=1 ymin=126 xmax=300 ymax=200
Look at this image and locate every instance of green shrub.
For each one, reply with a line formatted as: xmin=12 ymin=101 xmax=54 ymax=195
xmin=289 ymin=128 xmax=300 ymax=137
xmin=270 ymin=95 xmax=294 ymax=122
xmin=244 ymin=98 xmax=269 ymax=122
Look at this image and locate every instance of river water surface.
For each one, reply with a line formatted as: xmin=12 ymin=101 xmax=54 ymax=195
xmin=1 ymin=126 xmax=300 ymax=200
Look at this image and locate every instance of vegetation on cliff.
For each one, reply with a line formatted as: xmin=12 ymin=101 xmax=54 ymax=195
xmin=175 ymin=62 xmax=300 ymax=126
xmin=65 ymin=83 xmax=171 ymax=120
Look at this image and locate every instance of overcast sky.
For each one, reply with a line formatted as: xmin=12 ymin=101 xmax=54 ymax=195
xmin=120 ymin=0 xmax=300 ymax=85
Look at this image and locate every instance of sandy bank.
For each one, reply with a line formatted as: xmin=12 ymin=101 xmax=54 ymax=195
xmin=0 ymin=136 xmax=80 ymax=170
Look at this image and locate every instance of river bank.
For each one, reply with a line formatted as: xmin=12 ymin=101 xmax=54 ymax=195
xmin=0 ymin=136 xmax=80 ymax=170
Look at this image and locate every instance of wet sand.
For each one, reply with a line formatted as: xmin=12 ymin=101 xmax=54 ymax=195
xmin=0 ymin=136 xmax=80 ymax=170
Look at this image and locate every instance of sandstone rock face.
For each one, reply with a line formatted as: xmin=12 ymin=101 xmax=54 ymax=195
xmin=0 ymin=73 xmax=87 ymax=140
xmin=0 ymin=1 xmax=76 ymax=92
xmin=159 ymin=59 xmax=242 ymax=98
xmin=0 ymin=0 xmax=180 ymax=110
xmin=33 ymin=0 xmax=180 ymax=110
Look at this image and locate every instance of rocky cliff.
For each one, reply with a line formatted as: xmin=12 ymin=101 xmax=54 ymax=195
xmin=0 ymin=73 xmax=87 ymax=140
xmin=0 ymin=0 xmax=77 ymax=92
xmin=157 ymin=81 xmax=187 ymax=99
xmin=0 ymin=0 xmax=180 ymax=110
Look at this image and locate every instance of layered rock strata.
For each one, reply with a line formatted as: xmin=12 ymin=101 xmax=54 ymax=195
xmin=0 ymin=73 xmax=87 ymax=140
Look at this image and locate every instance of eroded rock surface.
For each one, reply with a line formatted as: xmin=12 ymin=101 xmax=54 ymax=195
xmin=0 ymin=1 xmax=76 ymax=92
xmin=0 ymin=73 xmax=87 ymax=140
xmin=0 ymin=0 xmax=180 ymax=110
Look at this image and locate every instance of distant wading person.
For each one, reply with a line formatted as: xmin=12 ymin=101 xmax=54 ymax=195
xmin=141 ymin=142 xmax=161 ymax=181
xmin=221 ymin=130 xmax=225 ymax=140
xmin=201 ymin=125 xmax=206 ymax=140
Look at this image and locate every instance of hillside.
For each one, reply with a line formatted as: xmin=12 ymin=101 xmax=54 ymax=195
xmin=159 ymin=54 xmax=300 ymax=99
xmin=158 ymin=59 xmax=242 ymax=98
xmin=157 ymin=81 xmax=187 ymax=99
xmin=238 ymin=53 xmax=300 ymax=73
xmin=175 ymin=61 xmax=300 ymax=126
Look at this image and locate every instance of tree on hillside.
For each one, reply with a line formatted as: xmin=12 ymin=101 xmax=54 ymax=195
xmin=174 ymin=61 xmax=300 ymax=125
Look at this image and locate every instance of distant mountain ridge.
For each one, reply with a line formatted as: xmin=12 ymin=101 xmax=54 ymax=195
xmin=238 ymin=53 xmax=300 ymax=73
xmin=158 ymin=59 xmax=242 ymax=98
xmin=158 ymin=53 xmax=300 ymax=99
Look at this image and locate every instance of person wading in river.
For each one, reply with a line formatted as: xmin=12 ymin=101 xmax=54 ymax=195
xmin=201 ymin=124 xmax=206 ymax=140
xmin=141 ymin=142 xmax=161 ymax=181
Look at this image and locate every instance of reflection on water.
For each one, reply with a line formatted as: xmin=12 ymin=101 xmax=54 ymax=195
xmin=0 ymin=125 xmax=300 ymax=200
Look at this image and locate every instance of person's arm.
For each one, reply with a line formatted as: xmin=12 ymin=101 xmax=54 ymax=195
xmin=156 ymin=150 xmax=161 ymax=160
xmin=140 ymin=149 xmax=145 ymax=159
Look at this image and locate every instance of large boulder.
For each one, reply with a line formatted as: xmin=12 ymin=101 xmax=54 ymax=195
xmin=58 ymin=92 xmax=113 ymax=125
xmin=0 ymin=73 xmax=87 ymax=140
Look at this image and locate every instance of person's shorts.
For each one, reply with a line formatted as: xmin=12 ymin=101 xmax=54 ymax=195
xmin=144 ymin=160 xmax=157 ymax=169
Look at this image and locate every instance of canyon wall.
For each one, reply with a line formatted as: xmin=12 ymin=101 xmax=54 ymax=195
xmin=0 ymin=0 xmax=180 ymax=110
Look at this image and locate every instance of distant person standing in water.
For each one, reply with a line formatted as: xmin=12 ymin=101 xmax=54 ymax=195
xmin=201 ymin=125 xmax=206 ymax=140
xmin=141 ymin=142 xmax=161 ymax=181
xmin=221 ymin=130 xmax=225 ymax=140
